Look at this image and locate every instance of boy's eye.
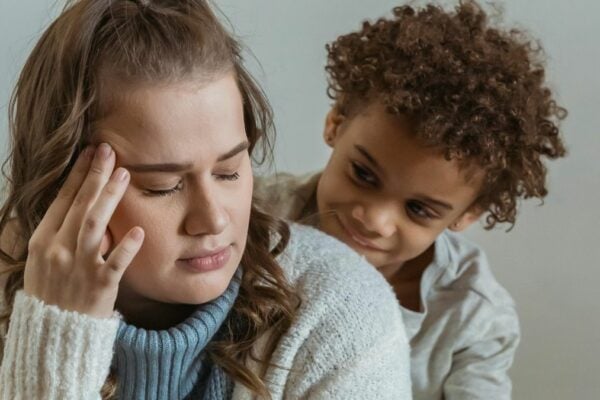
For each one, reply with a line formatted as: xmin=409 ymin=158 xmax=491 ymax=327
xmin=351 ymin=162 xmax=378 ymax=186
xmin=406 ymin=201 xmax=434 ymax=219
xmin=144 ymin=181 xmax=183 ymax=197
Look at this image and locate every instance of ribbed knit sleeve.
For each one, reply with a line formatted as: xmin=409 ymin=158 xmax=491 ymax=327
xmin=0 ymin=290 xmax=119 ymax=400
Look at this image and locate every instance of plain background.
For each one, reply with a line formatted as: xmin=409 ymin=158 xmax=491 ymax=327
xmin=1 ymin=1 xmax=598 ymax=399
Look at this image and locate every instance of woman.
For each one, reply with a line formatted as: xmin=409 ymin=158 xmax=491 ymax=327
xmin=0 ymin=1 xmax=411 ymax=398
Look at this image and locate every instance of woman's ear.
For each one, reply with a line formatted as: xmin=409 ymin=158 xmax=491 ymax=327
xmin=323 ymin=107 xmax=346 ymax=148
xmin=448 ymin=207 xmax=483 ymax=232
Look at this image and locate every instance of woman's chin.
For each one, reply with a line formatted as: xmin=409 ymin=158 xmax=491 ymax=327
xmin=172 ymin=279 xmax=233 ymax=305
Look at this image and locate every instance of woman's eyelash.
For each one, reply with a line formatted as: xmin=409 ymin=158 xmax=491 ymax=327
xmin=216 ymin=172 xmax=240 ymax=181
xmin=144 ymin=172 xmax=240 ymax=197
xmin=145 ymin=181 xmax=184 ymax=197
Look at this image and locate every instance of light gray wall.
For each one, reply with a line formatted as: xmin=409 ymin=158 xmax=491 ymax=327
xmin=218 ymin=3 xmax=600 ymax=399
xmin=0 ymin=0 xmax=62 ymax=165
xmin=1 ymin=1 xmax=598 ymax=399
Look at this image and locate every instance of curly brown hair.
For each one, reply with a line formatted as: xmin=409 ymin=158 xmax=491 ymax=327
xmin=325 ymin=0 xmax=567 ymax=229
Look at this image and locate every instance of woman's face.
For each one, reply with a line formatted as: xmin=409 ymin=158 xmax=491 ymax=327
xmin=94 ymin=73 xmax=252 ymax=306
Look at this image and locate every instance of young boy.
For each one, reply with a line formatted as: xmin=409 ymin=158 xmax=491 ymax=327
xmin=257 ymin=1 xmax=566 ymax=399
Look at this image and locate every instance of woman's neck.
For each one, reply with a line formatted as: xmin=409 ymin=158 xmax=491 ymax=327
xmin=115 ymin=289 xmax=197 ymax=330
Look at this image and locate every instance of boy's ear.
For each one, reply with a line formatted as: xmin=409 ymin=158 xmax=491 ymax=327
xmin=448 ymin=206 xmax=483 ymax=232
xmin=323 ymin=107 xmax=346 ymax=148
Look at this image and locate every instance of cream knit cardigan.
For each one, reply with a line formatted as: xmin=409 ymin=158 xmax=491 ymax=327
xmin=0 ymin=224 xmax=411 ymax=399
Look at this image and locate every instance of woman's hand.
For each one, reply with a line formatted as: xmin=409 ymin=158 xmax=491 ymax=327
xmin=23 ymin=143 xmax=144 ymax=318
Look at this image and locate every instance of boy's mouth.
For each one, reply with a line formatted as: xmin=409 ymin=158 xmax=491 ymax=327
xmin=336 ymin=215 xmax=385 ymax=251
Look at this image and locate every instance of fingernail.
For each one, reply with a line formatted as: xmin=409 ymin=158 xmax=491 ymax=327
xmin=113 ymin=168 xmax=129 ymax=182
xmin=131 ymin=227 xmax=144 ymax=241
xmin=83 ymin=146 xmax=95 ymax=159
xmin=97 ymin=143 xmax=112 ymax=159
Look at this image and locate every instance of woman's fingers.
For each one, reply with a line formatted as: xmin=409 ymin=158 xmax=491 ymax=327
xmin=104 ymin=226 xmax=144 ymax=279
xmin=100 ymin=229 xmax=113 ymax=257
xmin=34 ymin=146 xmax=95 ymax=237
xmin=61 ymin=144 xmax=115 ymax=243
xmin=76 ymin=168 xmax=130 ymax=258
xmin=25 ymin=143 xmax=142 ymax=317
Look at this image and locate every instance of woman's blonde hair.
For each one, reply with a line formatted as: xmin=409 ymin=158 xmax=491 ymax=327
xmin=0 ymin=0 xmax=296 ymax=397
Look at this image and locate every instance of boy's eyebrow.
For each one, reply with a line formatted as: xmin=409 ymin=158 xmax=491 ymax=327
xmin=354 ymin=144 xmax=454 ymax=211
xmin=123 ymin=140 xmax=250 ymax=173
xmin=354 ymin=145 xmax=384 ymax=175
xmin=417 ymin=195 xmax=454 ymax=211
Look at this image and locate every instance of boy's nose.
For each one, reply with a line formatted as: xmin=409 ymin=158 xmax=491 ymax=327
xmin=351 ymin=203 xmax=397 ymax=239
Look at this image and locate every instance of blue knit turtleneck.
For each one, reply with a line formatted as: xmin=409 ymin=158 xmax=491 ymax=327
xmin=112 ymin=270 xmax=241 ymax=400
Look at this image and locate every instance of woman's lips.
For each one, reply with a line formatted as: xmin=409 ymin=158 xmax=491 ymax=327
xmin=178 ymin=246 xmax=232 ymax=272
xmin=336 ymin=216 xmax=385 ymax=251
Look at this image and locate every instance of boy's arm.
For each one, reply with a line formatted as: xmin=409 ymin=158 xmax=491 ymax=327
xmin=443 ymin=305 xmax=520 ymax=400
xmin=0 ymin=291 xmax=118 ymax=400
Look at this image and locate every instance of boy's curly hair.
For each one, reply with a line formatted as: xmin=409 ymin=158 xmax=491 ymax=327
xmin=325 ymin=0 xmax=566 ymax=229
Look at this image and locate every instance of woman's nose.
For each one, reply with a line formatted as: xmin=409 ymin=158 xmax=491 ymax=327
xmin=183 ymin=187 xmax=229 ymax=236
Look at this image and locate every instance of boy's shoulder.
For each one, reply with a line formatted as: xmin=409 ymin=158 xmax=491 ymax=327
xmin=254 ymin=171 xmax=321 ymax=221
xmin=425 ymin=232 xmax=520 ymax=344
xmin=435 ymin=231 xmax=516 ymax=309
xmin=255 ymin=171 xmax=318 ymax=189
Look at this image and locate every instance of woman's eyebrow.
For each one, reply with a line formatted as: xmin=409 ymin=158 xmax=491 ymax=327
xmin=122 ymin=141 xmax=250 ymax=173
xmin=122 ymin=162 xmax=193 ymax=173
xmin=217 ymin=141 xmax=249 ymax=162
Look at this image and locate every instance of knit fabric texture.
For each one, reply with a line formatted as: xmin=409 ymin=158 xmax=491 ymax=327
xmin=0 ymin=225 xmax=412 ymax=399
xmin=113 ymin=269 xmax=241 ymax=400
xmin=232 ymin=224 xmax=412 ymax=400
xmin=0 ymin=291 xmax=119 ymax=399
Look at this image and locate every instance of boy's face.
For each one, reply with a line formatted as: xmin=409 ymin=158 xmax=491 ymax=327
xmin=94 ymin=73 xmax=252 ymax=307
xmin=317 ymin=102 xmax=483 ymax=275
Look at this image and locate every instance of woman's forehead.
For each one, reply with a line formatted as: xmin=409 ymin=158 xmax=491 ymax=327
xmin=92 ymin=75 xmax=246 ymax=164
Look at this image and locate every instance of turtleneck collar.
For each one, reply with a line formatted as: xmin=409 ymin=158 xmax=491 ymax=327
xmin=112 ymin=269 xmax=241 ymax=400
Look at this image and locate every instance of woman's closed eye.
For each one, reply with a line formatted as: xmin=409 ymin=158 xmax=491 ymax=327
xmin=143 ymin=172 xmax=240 ymax=197
xmin=144 ymin=180 xmax=184 ymax=197
xmin=215 ymin=172 xmax=240 ymax=181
